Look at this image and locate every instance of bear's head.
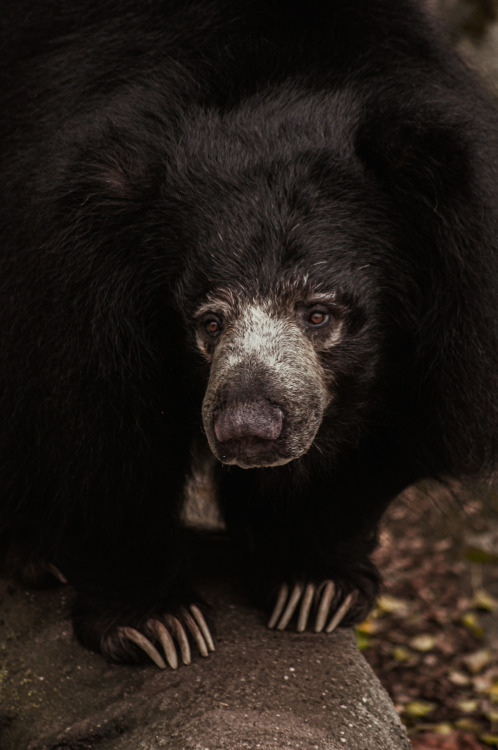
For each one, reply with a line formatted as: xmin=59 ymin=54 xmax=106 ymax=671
xmin=167 ymin=102 xmax=413 ymax=470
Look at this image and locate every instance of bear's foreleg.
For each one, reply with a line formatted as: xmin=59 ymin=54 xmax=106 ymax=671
xmin=218 ymin=460 xmax=408 ymax=634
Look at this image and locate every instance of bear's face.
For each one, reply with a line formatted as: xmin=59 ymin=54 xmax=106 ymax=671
xmin=195 ymin=287 xmax=349 ymax=468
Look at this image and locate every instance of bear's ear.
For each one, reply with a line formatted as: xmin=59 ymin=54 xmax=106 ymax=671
xmin=54 ymin=116 xmax=163 ymax=210
xmin=354 ymin=112 xmax=474 ymax=218
xmin=82 ymin=147 xmax=161 ymax=206
xmin=94 ymin=158 xmax=136 ymax=198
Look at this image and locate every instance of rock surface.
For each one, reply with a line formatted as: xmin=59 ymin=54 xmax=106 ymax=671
xmin=0 ymin=539 xmax=409 ymax=750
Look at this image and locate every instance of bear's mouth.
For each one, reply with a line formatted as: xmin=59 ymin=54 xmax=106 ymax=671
xmin=216 ymin=438 xmax=295 ymax=468
xmin=215 ymin=434 xmax=292 ymax=468
xmin=221 ymin=435 xmax=275 ymax=456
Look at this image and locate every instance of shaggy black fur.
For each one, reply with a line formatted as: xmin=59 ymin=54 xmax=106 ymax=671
xmin=1 ymin=0 xmax=497 ymax=663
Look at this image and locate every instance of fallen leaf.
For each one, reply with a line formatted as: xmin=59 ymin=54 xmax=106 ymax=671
xmin=404 ymin=700 xmax=437 ymax=717
xmin=462 ymin=649 xmax=493 ymax=675
xmin=448 ymin=671 xmax=470 ymax=687
xmin=410 ymin=634 xmax=436 ymax=652
xmin=465 ymin=548 xmax=498 ymax=564
xmin=376 ymin=594 xmax=411 ymax=616
xmin=355 ymin=629 xmax=371 ymax=651
xmin=392 ymin=646 xmax=413 ymax=662
xmin=470 ymin=589 xmax=498 ymax=612
xmin=480 ymin=734 xmax=498 ymax=747
xmin=460 ymin=613 xmax=484 ymax=639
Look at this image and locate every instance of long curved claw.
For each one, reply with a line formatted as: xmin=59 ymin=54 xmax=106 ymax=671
xmin=190 ymin=604 xmax=215 ymax=652
xmin=297 ymin=583 xmax=315 ymax=632
xmin=314 ymin=581 xmax=335 ymax=633
xmin=117 ymin=604 xmax=214 ymax=669
xmin=268 ymin=583 xmax=289 ymax=629
xmin=276 ymin=583 xmax=303 ymax=630
xmin=181 ymin=607 xmax=209 ymax=657
xmin=325 ymin=591 xmax=355 ymax=633
xmin=120 ymin=626 xmax=167 ymax=669
xmin=47 ymin=563 xmax=68 ymax=584
xmin=164 ymin=614 xmax=192 ymax=665
xmin=270 ymin=580 xmax=357 ymax=636
xmin=148 ymin=619 xmax=178 ymax=669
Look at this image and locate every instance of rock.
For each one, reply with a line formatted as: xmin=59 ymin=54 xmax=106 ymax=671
xmin=0 ymin=539 xmax=409 ymax=750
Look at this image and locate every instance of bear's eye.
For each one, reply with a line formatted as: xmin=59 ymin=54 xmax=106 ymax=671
xmin=205 ymin=316 xmax=222 ymax=335
xmin=306 ymin=309 xmax=330 ymax=328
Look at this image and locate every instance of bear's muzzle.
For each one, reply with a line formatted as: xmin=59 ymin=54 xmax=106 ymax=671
xmin=214 ymin=399 xmax=284 ymax=461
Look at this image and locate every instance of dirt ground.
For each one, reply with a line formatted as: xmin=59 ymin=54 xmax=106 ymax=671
xmin=360 ymin=485 xmax=498 ymax=750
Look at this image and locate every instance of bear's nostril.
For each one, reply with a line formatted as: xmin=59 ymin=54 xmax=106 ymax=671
xmin=214 ymin=400 xmax=283 ymax=444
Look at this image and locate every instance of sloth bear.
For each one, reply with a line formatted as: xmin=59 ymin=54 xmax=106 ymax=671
xmin=1 ymin=0 xmax=497 ymax=668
